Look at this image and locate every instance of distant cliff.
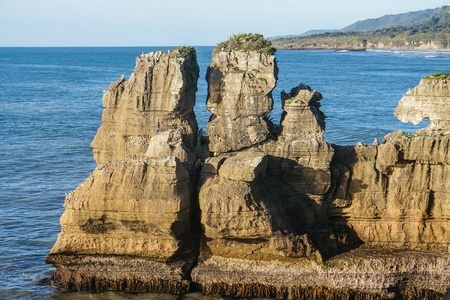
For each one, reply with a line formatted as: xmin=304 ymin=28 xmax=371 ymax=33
xmin=47 ymin=35 xmax=450 ymax=299
xmin=273 ymin=6 xmax=450 ymax=51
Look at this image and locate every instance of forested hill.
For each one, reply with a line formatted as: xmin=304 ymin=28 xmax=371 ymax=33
xmin=272 ymin=6 xmax=450 ymax=51
xmin=341 ymin=7 xmax=440 ymax=32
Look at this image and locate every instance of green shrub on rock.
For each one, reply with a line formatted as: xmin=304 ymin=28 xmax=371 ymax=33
xmin=215 ymin=33 xmax=277 ymax=55
xmin=423 ymin=72 xmax=450 ymax=80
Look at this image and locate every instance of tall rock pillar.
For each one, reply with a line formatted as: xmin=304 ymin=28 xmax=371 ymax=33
xmin=205 ymin=34 xmax=277 ymax=153
xmin=46 ymin=48 xmax=200 ymax=293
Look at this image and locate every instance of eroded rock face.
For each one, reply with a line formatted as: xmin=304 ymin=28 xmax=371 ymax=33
xmin=395 ymin=78 xmax=450 ymax=134
xmin=332 ymin=78 xmax=450 ymax=251
xmin=196 ymin=84 xmax=352 ymax=268
xmin=47 ymin=48 xmax=200 ymax=290
xmin=91 ymin=49 xmax=199 ymax=165
xmin=194 ymin=77 xmax=450 ymax=298
xmin=48 ymin=156 xmax=193 ymax=259
xmin=48 ymin=42 xmax=450 ymax=298
xmin=198 ymin=150 xmax=322 ymax=262
xmin=205 ymin=50 xmax=277 ymax=153
xmin=332 ymin=136 xmax=450 ymax=251
xmin=274 ymin=85 xmax=334 ymax=195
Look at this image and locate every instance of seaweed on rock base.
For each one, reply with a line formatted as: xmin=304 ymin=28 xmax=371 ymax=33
xmin=202 ymin=282 xmax=389 ymax=300
xmin=50 ymin=271 xmax=190 ymax=294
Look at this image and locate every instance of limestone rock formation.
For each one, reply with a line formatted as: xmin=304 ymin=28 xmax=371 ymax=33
xmin=46 ymin=48 xmax=200 ymax=292
xmin=395 ymin=76 xmax=450 ymax=134
xmin=270 ymin=84 xmax=334 ymax=203
xmin=256 ymin=84 xmax=340 ymax=247
xmin=194 ymin=82 xmax=357 ymax=288
xmin=47 ymin=37 xmax=450 ymax=299
xmin=331 ymin=77 xmax=450 ymax=251
xmin=91 ymin=48 xmax=199 ymax=165
xmin=194 ymin=38 xmax=347 ymax=287
xmin=49 ymin=155 xmax=193 ymax=259
xmin=197 ymin=150 xmax=322 ymax=262
xmin=205 ymin=36 xmax=277 ymax=153
xmin=193 ymin=76 xmax=450 ymax=298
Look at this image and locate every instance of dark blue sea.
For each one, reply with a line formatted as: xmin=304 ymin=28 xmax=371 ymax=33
xmin=0 ymin=46 xmax=449 ymax=299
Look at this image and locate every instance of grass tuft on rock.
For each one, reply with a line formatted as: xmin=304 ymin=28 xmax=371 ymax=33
xmin=172 ymin=46 xmax=196 ymax=58
xmin=423 ymin=72 xmax=450 ymax=80
xmin=215 ymin=33 xmax=276 ymax=55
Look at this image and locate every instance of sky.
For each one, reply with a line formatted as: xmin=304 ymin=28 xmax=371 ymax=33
xmin=1 ymin=0 xmax=449 ymax=47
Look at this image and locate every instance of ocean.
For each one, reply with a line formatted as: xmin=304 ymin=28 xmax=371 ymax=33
xmin=0 ymin=46 xmax=449 ymax=299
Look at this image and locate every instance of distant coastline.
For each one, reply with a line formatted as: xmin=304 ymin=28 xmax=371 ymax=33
xmin=272 ymin=38 xmax=449 ymax=52
xmin=272 ymin=5 xmax=450 ymax=52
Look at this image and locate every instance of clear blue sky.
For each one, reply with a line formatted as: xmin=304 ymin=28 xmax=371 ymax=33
xmin=1 ymin=0 xmax=448 ymax=47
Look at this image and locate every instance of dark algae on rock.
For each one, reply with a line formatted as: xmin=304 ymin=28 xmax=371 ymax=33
xmin=47 ymin=36 xmax=450 ymax=299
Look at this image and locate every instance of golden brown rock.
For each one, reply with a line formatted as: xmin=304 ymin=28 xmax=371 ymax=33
xmin=395 ymin=78 xmax=450 ymax=134
xmin=48 ymin=156 xmax=193 ymax=259
xmin=91 ymin=48 xmax=199 ymax=165
xmin=47 ymin=42 xmax=450 ymax=298
xmin=333 ymin=135 xmax=450 ymax=251
xmin=205 ymin=49 xmax=277 ymax=153
xmin=47 ymin=48 xmax=201 ymax=290
xmin=332 ymin=78 xmax=450 ymax=251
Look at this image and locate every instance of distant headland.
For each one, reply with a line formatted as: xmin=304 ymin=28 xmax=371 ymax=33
xmin=272 ymin=6 xmax=450 ymax=51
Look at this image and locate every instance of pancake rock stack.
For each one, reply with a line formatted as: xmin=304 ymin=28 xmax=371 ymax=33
xmin=329 ymin=76 xmax=450 ymax=294
xmin=197 ymin=36 xmax=324 ymax=263
xmin=270 ymin=85 xmax=335 ymax=227
xmin=332 ymin=76 xmax=450 ymax=251
xmin=91 ymin=48 xmax=199 ymax=165
xmin=205 ymin=35 xmax=277 ymax=153
xmin=47 ymin=35 xmax=450 ymax=298
xmin=46 ymin=47 xmax=200 ymax=292
xmin=192 ymin=36 xmax=360 ymax=291
xmin=395 ymin=76 xmax=450 ymax=134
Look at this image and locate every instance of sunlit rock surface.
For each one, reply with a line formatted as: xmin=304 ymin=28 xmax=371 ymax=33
xmin=91 ymin=48 xmax=199 ymax=165
xmin=395 ymin=78 xmax=450 ymax=134
xmin=46 ymin=48 xmax=200 ymax=291
xmin=47 ymin=39 xmax=450 ymax=298
xmin=205 ymin=47 xmax=277 ymax=153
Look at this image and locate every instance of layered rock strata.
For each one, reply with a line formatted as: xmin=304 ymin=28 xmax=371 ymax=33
xmin=395 ymin=78 xmax=450 ymax=134
xmin=331 ymin=78 xmax=450 ymax=252
xmin=267 ymin=85 xmax=335 ymax=223
xmin=46 ymin=48 xmax=200 ymax=292
xmin=197 ymin=51 xmax=343 ymax=269
xmin=194 ymin=77 xmax=450 ymax=297
xmin=48 ymin=38 xmax=450 ymax=298
xmin=91 ymin=48 xmax=199 ymax=165
xmin=205 ymin=48 xmax=277 ymax=153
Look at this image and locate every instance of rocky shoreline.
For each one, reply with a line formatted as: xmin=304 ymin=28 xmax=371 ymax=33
xmin=46 ymin=35 xmax=450 ymax=299
xmin=272 ymin=40 xmax=449 ymax=51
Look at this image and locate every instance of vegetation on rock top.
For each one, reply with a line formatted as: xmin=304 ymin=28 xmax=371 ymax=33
xmin=173 ymin=46 xmax=196 ymax=58
xmin=215 ymin=33 xmax=277 ymax=55
xmin=283 ymin=83 xmax=313 ymax=104
xmin=423 ymin=72 xmax=450 ymax=80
